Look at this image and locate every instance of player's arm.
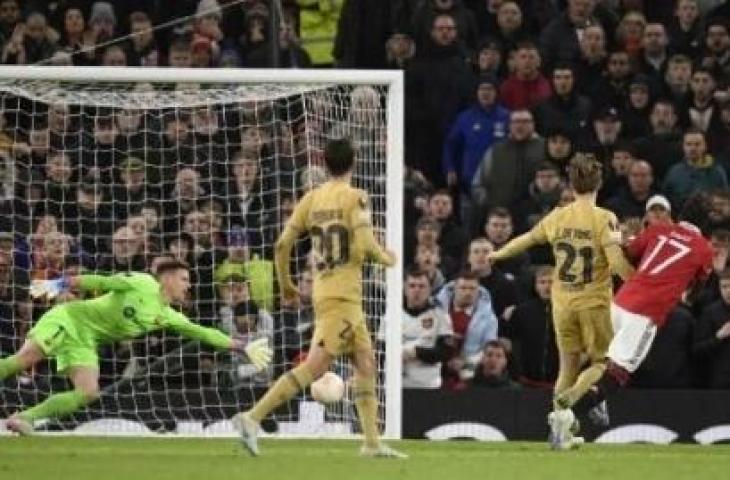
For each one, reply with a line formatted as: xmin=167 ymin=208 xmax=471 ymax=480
xmin=275 ymin=193 xmax=312 ymax=299
xmin=488 ymin=216 xmax=549 ymax=263
xmin=162 ymin=308 xmax=272 ymax=370
xmin=352 ymin=191 xmax=395 ymax=267
xmin=29 ymin=272 xmax=138 ymax=300
xmin=601 ymin=214 xmax=634 ymax=280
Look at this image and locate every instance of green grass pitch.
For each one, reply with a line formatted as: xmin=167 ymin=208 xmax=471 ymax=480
xmin=1 ymin=437 xmax=728 ymax=480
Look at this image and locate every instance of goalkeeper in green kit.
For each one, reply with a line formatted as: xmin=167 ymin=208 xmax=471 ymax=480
xmin=0 ymin=260 xmax=273 ymax=435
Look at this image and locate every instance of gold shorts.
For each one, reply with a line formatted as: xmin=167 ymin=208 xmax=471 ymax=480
xmin=552 ymin=304 xmax=613 ymax=360
xmin=312 ymin=300 xmax=372 ymax=356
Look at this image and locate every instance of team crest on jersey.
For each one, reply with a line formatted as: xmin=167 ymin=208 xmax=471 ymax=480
xmin=421 ymin=317 xmax=434 ymax=329
xmin=123 ymin=306 xmax=136 ymax=319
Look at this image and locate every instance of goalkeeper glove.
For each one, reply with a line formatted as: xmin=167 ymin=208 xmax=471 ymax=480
xmin=30 ymin=277 xmax=70 ymax=300
xmin=232 ymin=337 xmax=273 ymax=371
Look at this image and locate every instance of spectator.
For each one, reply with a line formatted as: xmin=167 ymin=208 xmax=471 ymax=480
xmin=695 ymin=229 xmax=730 ymax=314
xmin=543 ymin=125 xmax=575 ymax=175
xmin=2 ymin=11 xmax=57 ymax=65
xmin=499 ymin=42 xmax=552 ymax=110
xmin=466 ymin=237 xmax=519 ymax=326
xmin=58 ymin=7 xmax=94 ymax=66
xmin=30 ymin=230 xmax=71 ymax=281
xmin=98 ymin=225 xmax=146 ymax=272
xmin=0 ymin=248 xmax=30 ymax=355
xmin=664 ymin=54 xmax=694 ymax=121
xmin=427 ymin=190 xmax=468 ymax=270
xmin=470 ymin=340 xmax=520 ymax=389
xmin=65 ymin=181 xmax=112 ymax=256
xmin=436 ymin=269 xmax=499 ymax=390
xmin=113 ymin=157 xmax=151 ymax=222
xmin=637 ymin=23 xmax=670 ymax=86
xmin=410 ymin=0 xmax=479 ymax=52
xmin=280 ymin=269 xmax=315 ymax=366
xmin=473 ymin=38 xmax=503 ymax=78
xmin=0 ymin=0 xmax=20 ymax=47
xmin=663 ymin=129 xmax=728 ymax=209
xmin=601 ymin=142 xmax=634 ymax=199
xmin=385 ymin=33 xmax=415 ymax=69
xmin=615 ymin=10 xmax=646 ymax=58
xmin=228 ymin=150 xmax=272 ymax=233
xmin=472 ymin=109 xmax=544 ymax=217
xmin=590 ymin=49 xmax=633 ymax=109
xmin=405 ymin=13 xmax=474 ymax=183
xmin=688 ymin=68 xmax=723 ymax=136
xmin=41 ymin=151 xmax=75 ymax=207
xmin=218 ymin=298 xmax=274 ymax=386
xmin=492 ymin=1 xmax=530 ymax=55
xmin=163 ymin=168 xmax=205 ymax=235
xmin=605 ymin=160 xmax=658 ymax=221
xmin=166 ymin=232 xmax=194 ymax=265
xmin=506 ymin=265 xmax=559 ymax=388
xmin=247 ymin=18 xmax=311 ymax=68
xmin=540 ymin=0 xmax=597 ymax=70
xmin=190 ymin=35 xmax=216 ymax=68
xmin=88 ymin=2 xmax=116 ymax=45
xmin=579 ymin=106 xmax=623 ymax=165
xmin=443 ymin=74 xmax=509 ymax=223
xmin=708 ymin=190 xmax=730 ymax=231
xmin=399 ymin=269 xmax=453 ymax=389
xmin=622 ymin=74 xmax=653 ymax=139
xmin=699 ymin=18 xmax=730 ymax=83
xmin=667 ymin=0 xmax=703 ymax=57
xmin=513 ymin=161 xmax=563 ymax=235
xmin=298 ymin=0 xmax=343 ymax=66
xmin=693 ymin=269 xmax=730 ymax=388
xmin=167 ymin=37 xmax=192 ymax=68
xmin=334 ymin=0 xmax=391 ymax=69
xmin=413 ymin=243 xmax=446 ymax=294
xmin=100 ymin=44 xmax=127 ymax=67
xmin=533 ymin=63 xmax=592 ymax=134
xmin=482 ymin=207 xmax=531 ymax=280
xmin=128 ymin=11 xmax=159 ymax=67
xmin=574 ymin=24 xmax=608 ymax=96
xmin=632 ymin=99 xmax=684 ymax=180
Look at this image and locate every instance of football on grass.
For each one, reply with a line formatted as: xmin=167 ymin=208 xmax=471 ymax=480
xmin=311 ymin=372 xmax=345 ymax=404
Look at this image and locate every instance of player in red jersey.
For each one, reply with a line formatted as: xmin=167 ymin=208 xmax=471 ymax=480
xmin=562 ymin=193 xmax=713 ymax=419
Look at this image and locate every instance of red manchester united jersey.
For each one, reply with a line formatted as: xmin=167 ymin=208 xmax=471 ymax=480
xmin=614 ymin=222 xmax=713 ymax=326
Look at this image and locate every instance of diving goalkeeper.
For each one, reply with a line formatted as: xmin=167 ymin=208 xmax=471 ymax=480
xmin=0 ymin=260 xmax=272 ymax=435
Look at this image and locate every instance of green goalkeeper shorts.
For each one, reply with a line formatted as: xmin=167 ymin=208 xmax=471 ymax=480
xmin=28 ymin=306 xmax=99 ymax=373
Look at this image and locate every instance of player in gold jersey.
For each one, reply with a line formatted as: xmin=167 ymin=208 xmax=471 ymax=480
xmin=488 ymin=154 xmax=634 ymax=449
xmin=234 ymin=139 xmax=406 ymax=458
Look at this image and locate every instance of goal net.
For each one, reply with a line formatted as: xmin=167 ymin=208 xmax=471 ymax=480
xmin=0 ymin=67 xmax=403 ymax=438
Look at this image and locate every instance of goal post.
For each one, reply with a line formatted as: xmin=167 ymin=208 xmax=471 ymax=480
xmin=0 ymin=66 xmax=403 ymax=439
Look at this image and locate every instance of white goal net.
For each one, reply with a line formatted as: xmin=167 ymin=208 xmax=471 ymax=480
xmin=0 ymin=67 xmax=403 ymax=438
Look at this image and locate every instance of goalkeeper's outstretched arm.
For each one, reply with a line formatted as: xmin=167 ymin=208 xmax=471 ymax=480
xmin=29 ymin=273 xmax=138 ymax=300
xmin=163 ymin=310 xmax=272 ymax=371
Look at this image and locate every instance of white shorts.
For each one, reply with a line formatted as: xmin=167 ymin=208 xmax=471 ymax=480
xmin=607 ymin=303 xmax=658 ymax=373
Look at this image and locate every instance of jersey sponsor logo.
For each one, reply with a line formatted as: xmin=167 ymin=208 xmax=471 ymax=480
xmin=123 ymin=306 xmax=137 ymax=319
xmin=421 ymin=317 xmax=434 ymax=330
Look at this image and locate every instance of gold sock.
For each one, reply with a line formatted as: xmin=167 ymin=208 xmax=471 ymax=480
xmin=353 ymin=375 xmax=379 ymax=448
xmin=249 ymin=364 xmax=314 ymax=423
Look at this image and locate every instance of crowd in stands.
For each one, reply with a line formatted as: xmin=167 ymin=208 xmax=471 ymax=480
xmin=0 ymin=0 xmax=729 ymax=396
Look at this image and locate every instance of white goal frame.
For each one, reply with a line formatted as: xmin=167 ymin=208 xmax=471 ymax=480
xmin=0 ymin=66 xmax=404 ymax=439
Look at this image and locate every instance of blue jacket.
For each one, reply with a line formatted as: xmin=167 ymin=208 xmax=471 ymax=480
xmin=442 ymin=104 xmax=509 ymax=191
xmin=662 ymin=158 xmax=728 ymax=208
xmin=435 ymin=281 xmax=499 ymax=359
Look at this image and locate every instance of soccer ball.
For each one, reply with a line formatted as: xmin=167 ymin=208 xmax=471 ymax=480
xmin=310 ymin=372 xmax=345 ymax=404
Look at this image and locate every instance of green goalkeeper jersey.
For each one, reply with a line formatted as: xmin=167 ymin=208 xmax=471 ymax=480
xmin=57 ymin=272 xmax=231 ymax=349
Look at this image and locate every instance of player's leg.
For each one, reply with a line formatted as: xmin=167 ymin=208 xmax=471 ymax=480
xmin=236 ymin=304 xmax=337 ymax=455
xmin=350 ymin=314 xmax=406 ymax=458
xmin=572 ymin=307 xmax=657 ymax=415
xmin=552 ymin=308 xmax=583 ymax=404
xmin=555 ymin=306 xmax=613 ymax=409
xmin=0 ymin=339 xmax=45 ymax=380
xmin=246 ymin=341 xmax=331 ymax=424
